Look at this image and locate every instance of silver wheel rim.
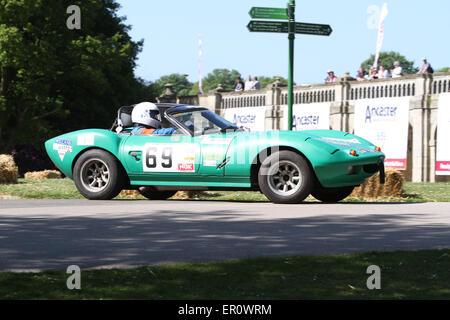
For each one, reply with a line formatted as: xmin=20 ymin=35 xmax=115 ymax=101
xmin=267 ymin=160 xmax=302 ymax=196
xmin=80 ymin=158 xmax=110 ymax=193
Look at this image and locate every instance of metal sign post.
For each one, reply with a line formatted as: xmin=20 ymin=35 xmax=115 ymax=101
xmin=248 ymin=1 xmax=332 ymax=130
xmin=287 ymin=0 xmax=295 ymax=131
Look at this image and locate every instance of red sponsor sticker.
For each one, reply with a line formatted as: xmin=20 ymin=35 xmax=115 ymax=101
xmin=384 ymin=159 xmax=406 ymax=170
xmin=436 ymin=161 xmax=450 ymax=172
xmin=178 ymin=163 xmax=194 ymax=172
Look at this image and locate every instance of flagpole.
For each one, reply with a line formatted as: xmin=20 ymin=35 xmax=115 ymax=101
xmin=198 ymin=35 xmax=203 ymax=95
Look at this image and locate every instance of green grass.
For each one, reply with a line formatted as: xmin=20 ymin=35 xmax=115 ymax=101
xmin=0 ymin=179 xmax=449 ymax=202
xmin=402 ymin=182 xmax=450 ymax=202
xmin=0 ymin=249 xmax=448 ymax=299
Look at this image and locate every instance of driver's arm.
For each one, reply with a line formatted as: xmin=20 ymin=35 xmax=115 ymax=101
xmin=152 ymin=127 xmax=177 ymax=135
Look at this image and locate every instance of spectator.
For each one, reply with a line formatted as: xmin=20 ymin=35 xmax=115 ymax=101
xmin=356 ymin=66 xmax=368 ymax=81
xmin=378 ymin=65 xmax=391 ymax=79
xmin=324 ymin=70 xmax=337 ymax=83
xmin=244 ymin=75 xmax=254 ymax=91
xmin=369 ymin=66 xmax=378 ymax=80
xmin=253 ymin=76 xmax=261 ymax=90
xmin=234 ymin=77 xmax=244 ymax=92
xmin=418 ymin=57 xmax=434 ymax=74
xmin=392 ymin=61 xmax=403 ymax=78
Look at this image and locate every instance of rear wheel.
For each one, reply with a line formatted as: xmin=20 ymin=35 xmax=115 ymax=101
xmin=73 ymin=149 xmax=124 ymax=200
xmin=311 ymin=185 xmax=355 ymax=203
xmin=138 ymin=187 xmax=177 ymax=200
xmin=258 ymin=150 xmax=313 ymax=204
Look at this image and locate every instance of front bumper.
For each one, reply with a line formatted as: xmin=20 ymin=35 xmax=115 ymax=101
xmin=314 ymin=151 xmax=385 ymax=188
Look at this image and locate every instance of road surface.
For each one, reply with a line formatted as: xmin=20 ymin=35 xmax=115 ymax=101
xmin=0 ymin=199 xmax=449 ymax=271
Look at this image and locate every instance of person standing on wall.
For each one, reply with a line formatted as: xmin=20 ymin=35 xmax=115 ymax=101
xmin=418 ymin=57 xmax=434 ymax=74
xmin=234 ymin=77 xmax=244 ymax=92
xmin=244 ymin=75 xmax=254 ymax=91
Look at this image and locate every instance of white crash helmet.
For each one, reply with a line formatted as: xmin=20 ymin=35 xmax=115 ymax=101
xmin=131 ymin=102 xmax=161 ymax=128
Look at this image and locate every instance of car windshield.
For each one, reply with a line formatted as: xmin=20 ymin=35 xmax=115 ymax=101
xmin=172 ymin=110 xmax=240 ymax=136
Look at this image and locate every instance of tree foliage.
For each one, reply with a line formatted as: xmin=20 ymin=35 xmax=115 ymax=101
xmin=199 ymin=68 xmax=241 ymax=93
xmin=258 ymin=76 xmax=288 ymax=89
xmin=155 ymin=73 xmax=192 ymax=97
xmin=436 ymin=67 xmax=450 ymax=73
xmin=0 ymin=0 xmax=154 ymax=152
xmin=360 ymin=51 xmax=418 ymax=74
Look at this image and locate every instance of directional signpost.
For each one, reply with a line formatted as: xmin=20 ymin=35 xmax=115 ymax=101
xmin=247 ymin=21 xmax=332 ymax=36
xmin=248 ymin=1 xmax=332 ymax=130
xmin=249 ymin=7 xmax=289 ymax=20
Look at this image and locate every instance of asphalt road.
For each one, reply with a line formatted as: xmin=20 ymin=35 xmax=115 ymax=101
xmin=0 ymin=199 xmax=449 ymax=272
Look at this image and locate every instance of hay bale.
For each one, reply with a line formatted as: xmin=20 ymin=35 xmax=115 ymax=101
xmin=0 ymin=154 xmax=19 ymax=184
xmin=24 ymin=170 xmax=62 ymax=179
xmin=117 ymin=189 xmax=205 ymax=199
xmin=350 ymin=169 xmax=403 ymax=199
xmin=170 ymin=191 xmax=207 ymax=199
xmin=118 ymin=189 xmax=140 ymax=197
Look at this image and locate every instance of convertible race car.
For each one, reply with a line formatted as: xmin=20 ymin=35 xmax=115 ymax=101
xmin=45 ymin=103 xmax=385 ymax=204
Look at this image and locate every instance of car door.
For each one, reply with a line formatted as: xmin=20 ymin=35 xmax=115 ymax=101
xmin=121 ymin=134 xmax=201 ymax=184
xmin=197 ymin=133 xmax=235 ymax=176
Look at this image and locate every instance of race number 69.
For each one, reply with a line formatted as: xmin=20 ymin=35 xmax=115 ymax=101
xmin=146 ymin=147 xmax=172 ymax=169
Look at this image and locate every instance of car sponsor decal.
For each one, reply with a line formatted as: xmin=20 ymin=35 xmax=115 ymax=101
xmin=201 ymin=137 xmax=233 ymax=145
xmin=77 ymin=134 xmax=95 ymax=146
xmin=203 ymin=160 xmax=217 ymax=167
xmin=322 ymin=137 xmax=361 ymax=145
xmin=53 ymin=143 xmax=73 ymax=161
xmin=143 ymin=143 xmax=196 ymax=173
xmin=55 ymin=138 xmax=72 ymax=146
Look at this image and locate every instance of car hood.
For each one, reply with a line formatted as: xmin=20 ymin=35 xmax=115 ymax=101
xmin=218 ymin=129 xmax=377 ymax=153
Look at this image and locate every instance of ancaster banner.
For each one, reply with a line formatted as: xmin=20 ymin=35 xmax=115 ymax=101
xmin=436 ymin=93 xmax=450 ymax=175
xmin=224 ymin=106 xmax=266 ymax=132
xmin=354 ymin=97 xmax=410 ymax=169
xmin=283 ymin=103 xmax=331 ymax=131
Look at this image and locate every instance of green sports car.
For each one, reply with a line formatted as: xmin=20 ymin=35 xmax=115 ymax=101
xmin=45 ymin=103 xmax=385 ymax=203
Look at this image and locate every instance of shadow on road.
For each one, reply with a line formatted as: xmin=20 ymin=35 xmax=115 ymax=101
xmin=0 ymin=208 xmax=449 ymax=271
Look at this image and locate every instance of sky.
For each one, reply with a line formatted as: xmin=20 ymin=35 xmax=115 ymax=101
xmin=117 ymin=0 xmax=450 ymax=86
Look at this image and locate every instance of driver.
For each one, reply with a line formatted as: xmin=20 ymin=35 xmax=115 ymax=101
xmin=130 ymin=102 xmax=176 ymax=135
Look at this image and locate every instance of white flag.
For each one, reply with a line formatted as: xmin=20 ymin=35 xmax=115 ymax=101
xmin=373 ymin=3 xmax=388 ymax=70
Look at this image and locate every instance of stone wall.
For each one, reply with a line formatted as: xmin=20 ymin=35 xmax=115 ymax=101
xmin=160 ymin=73 xmax=450 ymax=182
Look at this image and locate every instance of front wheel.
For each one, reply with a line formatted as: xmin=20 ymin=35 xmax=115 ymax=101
xmin=311 ymin=185 xmax=355 ymax=203
xmin=258 ymin=150 xmax=313 ymax=204
xmin=138 ymin=187 xmax=177 ymax=200
xmin=73 ymin=149 xmax=125 ymax=200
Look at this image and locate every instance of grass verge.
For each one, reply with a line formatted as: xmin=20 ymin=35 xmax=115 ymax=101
xmin=0 ymin=179 xmax=449 ymax=202
xmin=0 ymin=249 xmax=448 ymax=299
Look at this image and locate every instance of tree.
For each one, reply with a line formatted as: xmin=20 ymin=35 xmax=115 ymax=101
xmin=258 ymin=76 xmax=289 ymax=89
xmin=155 ymin=73 xmax=193 ymax=97
xmin=198 ymin=68 xmax=242 ymax=94
xmin=0 ymin=0 xmax=148 ymax=152
xmin=360 ymin=51 xmax=418 ymax=74
xmin=436 ymin=67 xmax=450 ymax=73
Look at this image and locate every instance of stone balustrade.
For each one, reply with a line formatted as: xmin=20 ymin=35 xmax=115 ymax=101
xmin=161 ymin=72 xmax=450 ymax=182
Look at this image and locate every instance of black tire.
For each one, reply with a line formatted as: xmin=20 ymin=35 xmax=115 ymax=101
xmin=311 ymin=185 xmax=355 ymax=203
xmin=258 ymin=150 xmax=313 ymax=204
xmin=73 ymin=149 xmax=125 ymax=200
xmin=138 ymin=187 xmax=177 ymax=200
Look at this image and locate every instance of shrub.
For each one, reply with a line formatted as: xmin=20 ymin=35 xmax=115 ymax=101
xmin=11 ymin=145 xmax=55 ymax=177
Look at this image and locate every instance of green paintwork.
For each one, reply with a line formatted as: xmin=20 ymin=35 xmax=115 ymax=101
xmin=45 ymin=127 xmax=385 ymax=190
